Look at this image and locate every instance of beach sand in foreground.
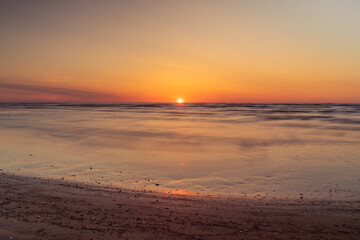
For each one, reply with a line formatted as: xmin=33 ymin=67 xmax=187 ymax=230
xmin=0 ymin=173 xmax=359 ymax=240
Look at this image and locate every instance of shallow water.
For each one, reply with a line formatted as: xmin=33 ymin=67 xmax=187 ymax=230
xmin=1 ymin=103 xmax=360 ymax=199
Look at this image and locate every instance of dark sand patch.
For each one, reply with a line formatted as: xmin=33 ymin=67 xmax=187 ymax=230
xmin=0 ymin=173 xmax=359 ymax=239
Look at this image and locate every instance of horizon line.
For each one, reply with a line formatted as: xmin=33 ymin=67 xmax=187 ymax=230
xmin=0 ymin=101 xmax=359 ymax=104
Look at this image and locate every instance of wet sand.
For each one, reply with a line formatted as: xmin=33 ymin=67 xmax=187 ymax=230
xmin=0 ymin=173 xmax=359 ymax=240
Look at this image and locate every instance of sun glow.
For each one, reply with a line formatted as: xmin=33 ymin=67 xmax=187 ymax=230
xmin=176 ymin=98 xmax=184 ymax=104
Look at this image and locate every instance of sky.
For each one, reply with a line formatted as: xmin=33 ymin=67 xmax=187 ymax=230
xmin=0 ymin=0 xmax=359 ymax=103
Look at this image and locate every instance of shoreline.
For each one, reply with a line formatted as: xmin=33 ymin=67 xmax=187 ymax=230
xmin=4 ymin=168 xmax=359 ymax=202
xmin=1 ymin=173 xmax=360 ymax=239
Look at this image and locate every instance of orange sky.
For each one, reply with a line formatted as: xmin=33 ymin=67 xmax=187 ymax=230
xmin=0 ymin=0 xmax=359 ymax=103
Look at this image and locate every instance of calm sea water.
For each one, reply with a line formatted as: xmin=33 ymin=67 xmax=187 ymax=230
xmin=1 ymin=103 xmax=360 ymax=199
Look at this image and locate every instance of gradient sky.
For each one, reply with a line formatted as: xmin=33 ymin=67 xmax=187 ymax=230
xmin=0 ymin=0 xmax=359 ymax=102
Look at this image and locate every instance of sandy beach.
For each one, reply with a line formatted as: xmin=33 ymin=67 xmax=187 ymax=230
xmin=0 ymin=173 xmax=359 ymax=240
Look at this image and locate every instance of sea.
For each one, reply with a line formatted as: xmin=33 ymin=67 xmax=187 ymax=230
xmin=1 ymin=103 xmax=359 ymax=199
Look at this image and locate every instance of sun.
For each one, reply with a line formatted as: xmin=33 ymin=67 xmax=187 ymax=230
xmin=176 ymin=98 xmax=184 ymax=104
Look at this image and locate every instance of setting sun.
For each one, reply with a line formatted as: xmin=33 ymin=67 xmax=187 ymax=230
xmin=177 ymin=98 xmax=184 ymax=104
